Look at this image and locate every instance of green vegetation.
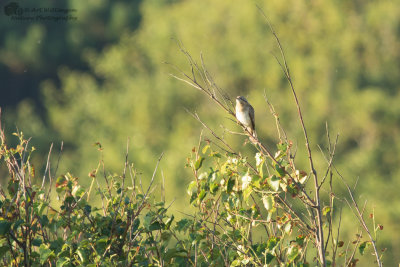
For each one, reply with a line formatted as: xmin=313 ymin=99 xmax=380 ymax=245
xmin=0 ymin=119 xmax=383 ymax=265
xmin=1 ymin=0 xmax=399 ymax=265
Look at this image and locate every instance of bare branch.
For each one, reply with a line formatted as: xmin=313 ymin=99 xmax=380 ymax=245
xmin=335 ymin=167 xmax=382 ymax=267
xmin=257 ymin=6 xmax=326 ymax=265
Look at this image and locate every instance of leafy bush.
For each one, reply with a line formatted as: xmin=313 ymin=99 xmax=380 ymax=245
xmin=0 ymin=130 xmax=175 ymax=266
xmin=0 ymin=126 xmax=384 ymax=266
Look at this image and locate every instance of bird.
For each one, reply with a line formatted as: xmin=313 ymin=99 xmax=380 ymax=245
xmin=235 ymin=96 xmax=257 ymax=143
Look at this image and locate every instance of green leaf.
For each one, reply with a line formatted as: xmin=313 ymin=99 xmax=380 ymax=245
xmin=165 ymin=215 xmax=174 ymax=229
xmin=143 ymin=214 xmax=153 ymax=230
xmin=0 ymin=245 xmax=10 ymax=258
xmin=227 ymin=177 xmax=235 ymax=194
xmin=262 ymin=195 xmax=275 ymax=212
xmin=210 ymin=152 xmax=221 ymax=158
xmin=296 ymin=235 xmax=305 ymax=246
xmin=359 ymin=241 xmax=369 ymax=255
xmin=208 ymin=170 xmax=218 ymax=182
xmin=39 ymin=244 xmax=55 ymax=264
xmin=198 ymin=172 xmax=207 ymax=180
xmin=12 ymin=219 xmax=24 ymax=231
xmin=242 ymin=257 xmax=252 ymax=264
xmin=32 ymin=238 xmax=43 ymax=247
xmin=131 ymin=218 xmax=140 ymax=232
xmin=55 ymin=175 xmax=67 ymax=192
xmin=287 ymin=245 xmax=299 ymax=262
xmin=268 ymin=175 xmax=280 ymax=192
xmin=56 ymin=257 xmax=70 ymax=267
xmin=267 ymin=236 xmax=280 ymax=250
xmin=274 ymin=164 xmax=286 ymax=177
xmin=231 ymin=259 xmax=241 ymax=266
xmin=72 ymin=186 xmax=85 ymax=198
xmin=287 ymin=183 xmax=298 ymax=196
xmin=84 ymin=205 xmax=92 ymax=215
xmin=266 ymin=252 xmax=275 ymax=264
xmin=277 ymin=142 xmax=288 ymax=152
xmin=161 ymin=231 xmax=172 ymax=242
xmin=284 ymin=222 xmax=292 ymax=234
xmin=175 ymin=219 xmax=191 ymax=232
xmin=76 ymin=248 xmax=87 ymax=263
xmin=187 ymin=181 xmax=197 ymax=196
xmin=164 ymin=248 xmax=187 ymax=262
xmin=0 ymin=220 xmax=12 ymax=236
xmin=96 ymin=237 xmax=109 ymax=244
xmin=202 ymin=145 xmax=210 ymax=154
xmin=195 ymin=157 xmax=205 ymax=170
xmin=243 ymin=186 xmax=252 ymax=202
xmin=210 ymin=182 xmax=219 ymax=194
xmin=149 ymin=221 xmax=162 ymax=231
xmin=7 ymin=180 xmax=19 ymax=196
xmin=40 ymin=215 xmax=49 ymax=227
xmin=197 ymin=189 xmax=207 ymax=202
xmin=323 ymin=206 xmax=331 ymax=216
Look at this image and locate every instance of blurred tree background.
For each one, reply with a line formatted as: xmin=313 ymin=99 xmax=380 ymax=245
xmin=1 ymin=0 xmax=399 ymax=265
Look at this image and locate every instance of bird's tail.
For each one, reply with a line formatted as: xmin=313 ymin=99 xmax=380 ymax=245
xmin=248 ymin=129 xmax=258 ymax=145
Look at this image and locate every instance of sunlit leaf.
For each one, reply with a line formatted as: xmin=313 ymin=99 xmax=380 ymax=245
xmin=165 ymin=215 xmax=174 ymax=229
xmin=56 ymin=257 xmax=70 ymax=267
xmin=210 ymin=182 xmax=219 ymax=194
xmin=243 ymin=186 xmax=252 ymax=202
xmin=39 ymin=244 xmax=55 ymax=264
xmin=187 ymin=181 xmax=197 ymax=196
xmin=284 ymin=222 xmax=292 ymax=234
xmin=195 ymin=157 xmax=205 ymax=170
xmin=267 ymin=236 xmax=280 ymax=250
xmin=268 ymin=175 xmax=280 ymax=192
xmin=262 ymin=195 xmax=275 ymax=213
xmin=323 ymin=206 xmax=331 ymax=216
xmin=287 ymin=245 xmax=299 ymax=262
xmin=197 ymin=189 xmax=206 ymax=201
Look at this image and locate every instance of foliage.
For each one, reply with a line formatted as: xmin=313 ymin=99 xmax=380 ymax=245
xmin=168 ymin=40 xmax=385 ymax=266
xmin=0 ymin=125 xmax=384 ymax=266
xmin=0 ymin=130 xmax=176 ymax=266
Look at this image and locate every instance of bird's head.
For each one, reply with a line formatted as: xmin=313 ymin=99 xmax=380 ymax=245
xmin=236 ymin=96 xmax=248 ymax=105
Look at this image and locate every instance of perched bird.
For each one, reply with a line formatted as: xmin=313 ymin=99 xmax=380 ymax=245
xmin=235 ymin=96 xmax=257 ymax=142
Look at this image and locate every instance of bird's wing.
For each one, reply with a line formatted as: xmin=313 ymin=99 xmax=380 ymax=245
xmin=249 ymin=105 xmax=255 ymax=133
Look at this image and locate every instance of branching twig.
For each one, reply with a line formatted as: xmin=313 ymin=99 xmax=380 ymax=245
xmin=257 ymin=6 xmax=326 ymax=265
xmin=336 ymin=167 xmax=382 ymax=267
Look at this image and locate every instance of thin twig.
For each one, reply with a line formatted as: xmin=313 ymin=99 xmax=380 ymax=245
xmin=41 ymin=143 xmax=53 ymax=189
xmin=335 ymin=167 xmax=382 ymax=267
xmin=257 ymin=6 xmax=325 ymax=265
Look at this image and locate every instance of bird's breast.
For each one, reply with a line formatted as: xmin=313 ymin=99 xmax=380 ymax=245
xmin=236 ymin=108 xmax=251 ymax=127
